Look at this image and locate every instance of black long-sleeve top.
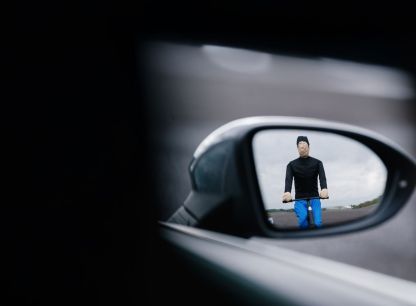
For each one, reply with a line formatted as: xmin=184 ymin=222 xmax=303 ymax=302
xmin=284 ymin=156 xmax=327 ymax=198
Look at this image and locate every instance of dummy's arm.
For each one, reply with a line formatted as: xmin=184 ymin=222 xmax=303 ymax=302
xmin=318 ymin=161 xmax=328 ymax=198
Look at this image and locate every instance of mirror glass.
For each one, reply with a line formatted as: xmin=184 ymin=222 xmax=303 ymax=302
xmin=252 ymin=130 xmax=387 ymax=230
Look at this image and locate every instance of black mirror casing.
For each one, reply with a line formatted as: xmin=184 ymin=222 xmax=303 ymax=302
xmin=168 ymin=117 xmax=416 ymax=238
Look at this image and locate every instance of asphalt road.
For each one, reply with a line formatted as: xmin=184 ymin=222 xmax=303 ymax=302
xmin=145 ymin=43 xmax=416 ymax=282
xmin=269 ymin=206 xmax=377 ymax=228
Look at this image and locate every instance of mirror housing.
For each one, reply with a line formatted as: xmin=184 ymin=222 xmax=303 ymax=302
xmin=168 ymin=116 xmax=416 ymax=238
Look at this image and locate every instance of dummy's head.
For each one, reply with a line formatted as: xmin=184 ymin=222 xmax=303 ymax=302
xmin=297 ymin=136 xmax=310 ymax=158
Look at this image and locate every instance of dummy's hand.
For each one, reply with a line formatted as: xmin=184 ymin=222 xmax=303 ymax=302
xmin=320 ymin=189 xmax=329 ymax=198
xmin=282 ymin=192 xmax=292 ymax=203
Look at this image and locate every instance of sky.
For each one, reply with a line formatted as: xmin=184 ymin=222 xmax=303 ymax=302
xmin=252 ymin=130 xmax=387 ymax=210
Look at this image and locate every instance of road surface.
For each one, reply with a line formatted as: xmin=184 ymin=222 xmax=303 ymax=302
xmin=269 ymin=205 xmax=377 ymax=228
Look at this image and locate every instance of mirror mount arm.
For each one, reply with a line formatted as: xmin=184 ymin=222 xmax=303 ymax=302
xmin=168 ymin=191 xmax=231 ymax=229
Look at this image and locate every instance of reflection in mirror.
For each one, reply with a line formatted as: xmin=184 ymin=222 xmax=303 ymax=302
xmin=252 ymin=130 xmax=387 ymax=230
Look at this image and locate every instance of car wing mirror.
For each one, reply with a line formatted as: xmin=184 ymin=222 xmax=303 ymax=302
xmin=167 ymin=116 xmax=416 ymax=238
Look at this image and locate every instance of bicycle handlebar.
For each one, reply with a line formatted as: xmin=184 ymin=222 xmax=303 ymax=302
xmin=282 ymin=196 xmax=329 ymax=203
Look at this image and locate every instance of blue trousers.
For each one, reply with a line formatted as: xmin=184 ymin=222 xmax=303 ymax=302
xmin=294 ymin=199 xmax=322 ymax=229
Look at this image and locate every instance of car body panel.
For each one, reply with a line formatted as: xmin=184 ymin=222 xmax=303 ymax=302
xmin=161 ymin=222 xmax=416 ymax=306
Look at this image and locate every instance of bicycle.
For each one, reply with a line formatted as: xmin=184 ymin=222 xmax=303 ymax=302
xmin=282 ymin=196 xmax=329 ymax=228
